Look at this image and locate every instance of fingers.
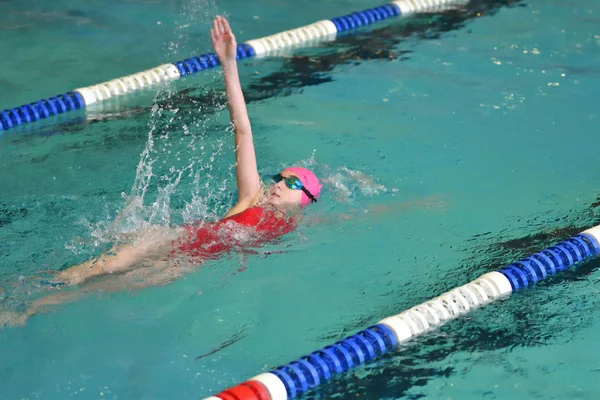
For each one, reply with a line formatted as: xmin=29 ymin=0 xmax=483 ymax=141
xmin=213 ymin=15 xmax=232 ymax=36
xmin=213 ymin=17 xmax=221 ymax=36
xmin=210 ymin=28 xmax=216 ymax=44
xmin=220 ymin=16 xmax=232 ymax=35
xmin=218 ymin=16 xmax=225 ymax=36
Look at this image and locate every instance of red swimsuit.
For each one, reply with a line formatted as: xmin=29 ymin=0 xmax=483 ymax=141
xmin=175 ymin=206 xmax=296 ymax=258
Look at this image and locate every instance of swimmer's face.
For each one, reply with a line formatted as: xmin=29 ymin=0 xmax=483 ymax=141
xmin=268 ymin=171 xmax=303 ymax=207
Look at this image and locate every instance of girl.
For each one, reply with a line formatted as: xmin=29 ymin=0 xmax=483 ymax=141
xmin=54 ymin=16 xmax=322 ymax=287
xmin=1 ymin=16 xmax=322 ymax=327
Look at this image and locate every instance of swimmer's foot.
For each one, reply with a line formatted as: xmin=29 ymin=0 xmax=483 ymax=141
xmin=0 ymin=310 xmax=28 ymax=329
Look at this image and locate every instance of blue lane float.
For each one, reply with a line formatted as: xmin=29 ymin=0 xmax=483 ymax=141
xmin=270 ymin=324 xmax=397 ymax=398
xmin=0 ymin=0 xmax=468 ymax=132
xmin=173 ymin=44 xmax=256 ymax=78
xmin=174 ymin=52 xmax=220 ymax=77
xmin=0 ymin=92 xmax=85 ymax=131
xmin=203 ymin=225 xmax=600 ymax=400
xmin=331 ymin=4 xmax=401 ymax=32
xmin=498 ymin=233 xmax=599 ymax=290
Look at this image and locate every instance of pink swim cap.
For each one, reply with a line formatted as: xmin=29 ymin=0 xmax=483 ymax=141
xmin=281 ymin=167 xmax=323 ymax=206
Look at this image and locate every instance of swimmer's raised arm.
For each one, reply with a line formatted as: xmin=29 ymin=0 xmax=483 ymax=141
xmin=211 ymin=16 xmax=261 ymax=217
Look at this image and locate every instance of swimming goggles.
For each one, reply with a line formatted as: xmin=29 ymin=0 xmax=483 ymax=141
xmin=272 ymin=173 xmax=318 ymax=203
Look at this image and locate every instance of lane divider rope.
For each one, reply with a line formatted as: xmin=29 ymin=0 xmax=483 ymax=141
xmin=0 ymin=0 xmax=468 ymax=132
xmin=202 ymin=225 xmax=600 ymax=400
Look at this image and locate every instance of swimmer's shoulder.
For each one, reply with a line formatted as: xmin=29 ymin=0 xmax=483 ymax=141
xmin=224 ymin=183 xmax=268 ymax=219
xmin=224 ymin=201 xmax=255 ymax=219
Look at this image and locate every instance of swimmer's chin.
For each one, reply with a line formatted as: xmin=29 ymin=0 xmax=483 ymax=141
xmin=264 ymin=194 xmax=300 ymax=210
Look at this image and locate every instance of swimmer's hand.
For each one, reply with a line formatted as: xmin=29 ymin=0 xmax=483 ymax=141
xmin=0 ymin=310 xmax=28 ymax=329
xmin=210 ymin=16 xmax=237 ymax=64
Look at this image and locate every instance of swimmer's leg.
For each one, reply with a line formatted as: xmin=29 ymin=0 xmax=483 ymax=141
xmin=5 ymin=260 xmax=200 ymax=328
xmin=0 ymin=271 xmax=133 ymax=328
xmin=55 ymin=229 xmax=179 ymax=286
xmin=55 ymin=244 xmax=145 ymax=285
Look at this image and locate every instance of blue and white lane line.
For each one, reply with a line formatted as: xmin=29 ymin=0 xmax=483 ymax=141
xmin=203 ymin=225 xmax=600 ymax=400
xmin=0 ymin=0 xmax=468 ymax=132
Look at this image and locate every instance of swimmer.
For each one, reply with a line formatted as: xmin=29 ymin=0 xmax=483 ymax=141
xmin=0 ymin=17 xmax=449 ymax=329
xmin=0 ymin=16 xmax=322 ymax=328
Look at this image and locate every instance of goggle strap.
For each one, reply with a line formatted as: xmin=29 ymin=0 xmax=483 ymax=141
xmin=301 ymin=187 xmax=318 ymax=203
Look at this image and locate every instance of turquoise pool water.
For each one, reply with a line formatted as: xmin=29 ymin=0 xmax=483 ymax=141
xmin=2 ymin=0 xmax=600 ymax=398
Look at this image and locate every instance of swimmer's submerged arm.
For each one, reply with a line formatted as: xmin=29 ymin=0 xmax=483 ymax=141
xmin=55 ymin=234 xmax=175 ymax=286
xmin=211 ymin=17 xmax=261 ymax=216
